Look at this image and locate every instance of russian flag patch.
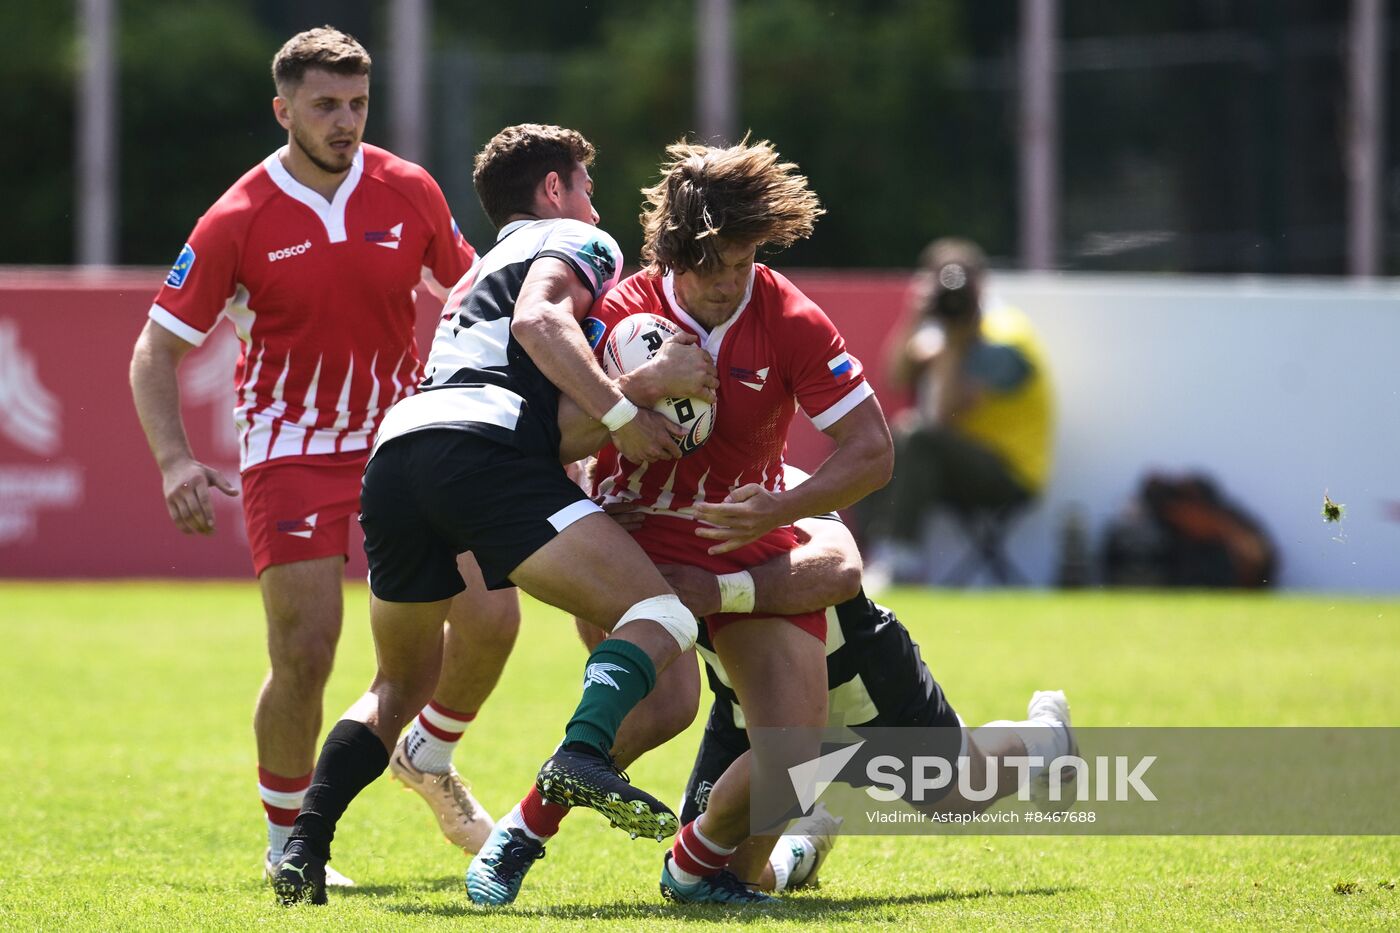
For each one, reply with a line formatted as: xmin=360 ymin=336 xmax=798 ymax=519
xmin=828 ymin=352 xmax=855 ymax=381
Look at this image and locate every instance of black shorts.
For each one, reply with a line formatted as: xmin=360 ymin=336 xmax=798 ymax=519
xmin=680 ymin=664 xmax=964 ymax=824
xmin=360 ymin=429 xmax=599 ymax=601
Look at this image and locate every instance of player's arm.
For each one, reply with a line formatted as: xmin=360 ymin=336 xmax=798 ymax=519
xmin=129 ymin=321 xmax=237 ymax=535
xmin=693 ymin=395 xmax=893 ymax=555
xmin=512 ymin=258 xmax=682 ymax=464
xmin=659 ymin=516 xmax=862 ymax=617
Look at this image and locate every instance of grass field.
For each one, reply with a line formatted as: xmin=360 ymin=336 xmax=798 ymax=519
xmin=1 ymin=584 xmax=1397 ymax=930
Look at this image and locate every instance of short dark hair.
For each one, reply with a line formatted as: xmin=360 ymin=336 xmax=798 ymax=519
xmin=472 ymin=124 xmax=596 ymax=229
xmin=272 ymin=26 xmax=371 ymax=94
xmin=640 ymin=137 xmax=823 ymax=275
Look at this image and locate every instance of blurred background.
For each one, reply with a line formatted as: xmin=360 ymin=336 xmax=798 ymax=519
xmin=2 ymin=0 xmax=1397 ymax=591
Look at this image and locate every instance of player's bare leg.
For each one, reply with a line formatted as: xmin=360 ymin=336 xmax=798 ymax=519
xmin=467 ymin=513 xmax=696 ymax=905
xmin=274 ymin=594 xmax=450 ymax=904
xmin=661 ymin=618 xmax=826 ymax=904
xmin=253 ymin=556 xmax=349 ymax=884
xmin=391 ymin=555 xmax=520 ymax=853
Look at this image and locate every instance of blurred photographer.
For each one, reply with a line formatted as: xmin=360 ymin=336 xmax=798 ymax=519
xmin=866 ymin=238 xmax=1054 ymax=585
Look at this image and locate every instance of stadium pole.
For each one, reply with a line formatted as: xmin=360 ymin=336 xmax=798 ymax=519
xmin=388 ymin=0 xmax=430 ymax=166
xmin=1346 ymin=0 xmax=1385 ymax=278
xmin=76 ymin=0 xmax=116 ymax=267
xmin=1018 ymin=0 xmax=1059 ymax=271
xmin=696 ymin=0 xmax=737 ymax=145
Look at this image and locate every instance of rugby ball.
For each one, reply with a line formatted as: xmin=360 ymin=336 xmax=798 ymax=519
xmin=601 ymin=313 xmax=715 ymax=454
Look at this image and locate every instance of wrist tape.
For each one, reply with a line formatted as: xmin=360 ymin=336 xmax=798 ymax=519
xmin=716 ymin=570 xmax=756 ymax=614
xmin=601 ymin=396 xmax=639 ymax=432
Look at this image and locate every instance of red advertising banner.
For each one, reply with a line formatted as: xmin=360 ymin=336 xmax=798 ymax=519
xmin=0 ymin=268 xmax=908 ymax=579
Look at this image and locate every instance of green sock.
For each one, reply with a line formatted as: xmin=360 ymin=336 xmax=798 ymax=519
xmin=562 ymin=638 xmax=658 ymax=756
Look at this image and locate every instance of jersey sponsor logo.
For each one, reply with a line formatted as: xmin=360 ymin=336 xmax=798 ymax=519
xmin=730 ymin=365 xmax=770 ymax=391
xmin=827 ymin=352 xmax=855 ymax=381
xmin=275 ymin=512 xmax=319 ymax=539
xmin=365 ymin=222 xmax=404 ymax=250
xmin=165 ymin=243 xmax=196 ymax=289
xmin=268 ymin=239 xmax=314 ymax=263
xmin=582 ymin=661 xmax=627 ymax=690
xmin=581 ymin=317 xmax=606 ymax=349
xmin=578 ymin=239 xmax=617 ymax=284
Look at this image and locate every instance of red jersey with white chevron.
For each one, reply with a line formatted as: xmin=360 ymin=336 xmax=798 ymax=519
xmin=148 ymin=143 xmax=475 ymax=472
xmin=588 ymin=265 xmax=873 ymax=516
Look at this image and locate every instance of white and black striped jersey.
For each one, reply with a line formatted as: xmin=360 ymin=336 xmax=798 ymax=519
xmin=373 ymin=218 xmax=623 ymax=458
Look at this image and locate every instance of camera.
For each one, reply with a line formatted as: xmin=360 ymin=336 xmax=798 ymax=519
xmin=928 ymin=262 xmax=977 ymax=322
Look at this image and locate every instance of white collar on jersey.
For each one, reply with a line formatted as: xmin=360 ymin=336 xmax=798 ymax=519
xmin=261 ymin=145 xmax=365 ymax=244
xmin=662 ymin=265 xmax=756 ymax=353
xmin=496 ymin=219 xmax=537 ymax=241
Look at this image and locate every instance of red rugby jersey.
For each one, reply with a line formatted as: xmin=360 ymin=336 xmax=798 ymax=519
xmin=588 ymin=265 xmax=873 ymax=515
xmin=148 ymin=143 xmax=475 ymax=471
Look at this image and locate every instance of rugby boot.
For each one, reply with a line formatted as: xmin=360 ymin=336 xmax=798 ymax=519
xmin=272 ymin=840 xmax=328 ymax=906
xmin=535 ymin=744 xmax=677 ymax=841
xmin=465 ymin=824 xmax=545 ymax=906
xmin=389 ymin=736 xmax=494 ymax=852
xmin=659 ymin=852 xmax=775 ymax=905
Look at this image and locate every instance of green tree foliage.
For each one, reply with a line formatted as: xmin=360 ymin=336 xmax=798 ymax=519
xmin=0 ymin=2 xmax=274 ymax=265
xmin=1 ymin=5 xmax=79 ymax=264
xmin=3 ymin=1 xmax=1006 ymax=268
xmin=551 ymin=0 xmax=1013 ymax=268
xmin=117 ymin=2 xmax=275 ymax=266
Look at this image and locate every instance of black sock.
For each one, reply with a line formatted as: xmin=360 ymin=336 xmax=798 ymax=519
xmin=287 ymin=720 xmax=389 ymax=860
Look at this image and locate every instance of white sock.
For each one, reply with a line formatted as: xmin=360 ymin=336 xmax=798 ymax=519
xmin=768 ymin=837 xmax=806 ymax=893
xmin=498 ymin=804 xmax=548 ymax=843
xmin=267 ymin=821 xmax=292 ymax=858
xmin=769 ymin=855 xmax=791 ymax=893
xmin=987 ymin=718 xmax=1071 ymax=779
xmin=781 ymin=835 xmax=819 ymax=888
xmin=404 ymin=700 xmax=475 ymax=774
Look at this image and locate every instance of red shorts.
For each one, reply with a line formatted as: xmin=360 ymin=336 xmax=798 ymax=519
xmin=628 ymin=513 xmax=826 ymax=643
xmin=240 ymin=452 xmax=366 ymax=576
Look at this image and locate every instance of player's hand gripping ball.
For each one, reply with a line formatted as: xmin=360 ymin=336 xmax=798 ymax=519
xmin=602 ymin=313 xmax=716 ymax=454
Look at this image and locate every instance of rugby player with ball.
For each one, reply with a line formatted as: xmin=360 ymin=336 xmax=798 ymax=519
xmin=469 ymin=137 xmax=895 ymax=906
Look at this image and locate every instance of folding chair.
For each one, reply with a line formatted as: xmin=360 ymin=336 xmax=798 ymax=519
xmin=940 ymin=499 xmax=1032 ymax=586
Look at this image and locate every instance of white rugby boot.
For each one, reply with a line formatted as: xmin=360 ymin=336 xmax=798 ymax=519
xmin=389 ymin=735 xmax=494 ymax=853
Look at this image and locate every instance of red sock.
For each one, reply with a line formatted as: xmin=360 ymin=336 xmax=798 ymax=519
xmin=670 ymin=820 xmax=735 ymax=880
xmin=258 ymin=767 xmax=311 ymax=826
xmin=519 ymin=785 xmax=569 ymax=838
xmin=258 ymin=767 xmax=312 ymax=854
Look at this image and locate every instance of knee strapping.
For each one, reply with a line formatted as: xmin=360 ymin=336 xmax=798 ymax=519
xmin=612 ymin=594 xmax=697 ymax=651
